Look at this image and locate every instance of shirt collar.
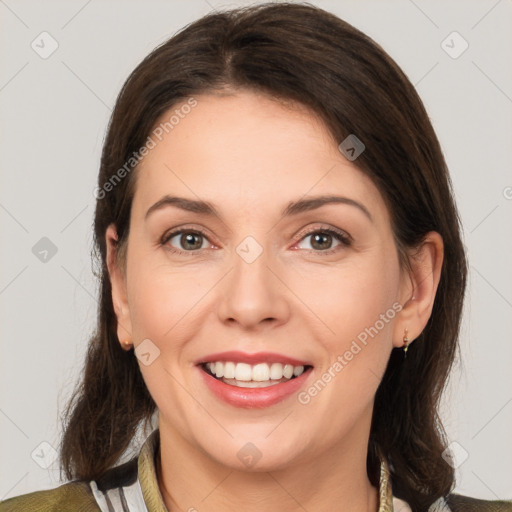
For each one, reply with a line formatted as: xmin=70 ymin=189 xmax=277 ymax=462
xmin=137 ymin=430 xmax=395 ymax=511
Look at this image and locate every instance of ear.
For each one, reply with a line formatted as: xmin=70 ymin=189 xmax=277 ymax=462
xmin=393 ymin=231 xmax=444 ymax=348
xmin=106 ymin=224 xmax=133 ymax=350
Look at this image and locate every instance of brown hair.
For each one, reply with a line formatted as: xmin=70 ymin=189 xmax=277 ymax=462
xmin=60 ymin=3 xmax=467 ymax=510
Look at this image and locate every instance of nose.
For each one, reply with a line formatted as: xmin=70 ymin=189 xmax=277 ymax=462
xmin=216 ymin=242 xmax=291 ymax=330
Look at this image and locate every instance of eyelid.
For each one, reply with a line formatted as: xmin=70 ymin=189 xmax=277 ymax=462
xmin=293 ymin=223 xmax=353 ymax=245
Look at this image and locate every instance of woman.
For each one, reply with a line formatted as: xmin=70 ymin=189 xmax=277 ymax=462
xmin=1 ymin=2 xmax=510 ymax=511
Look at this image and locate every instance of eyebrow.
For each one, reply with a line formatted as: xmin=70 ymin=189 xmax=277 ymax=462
xmin=145 ymin=194 xmax=372 ymax=222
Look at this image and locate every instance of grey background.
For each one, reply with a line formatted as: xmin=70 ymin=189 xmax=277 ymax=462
xmin=1 ymin=0 xmax=511 ymax=502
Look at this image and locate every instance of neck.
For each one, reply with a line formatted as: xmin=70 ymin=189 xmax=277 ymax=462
xmin=156 ymin=415 xmax=379 ymax=512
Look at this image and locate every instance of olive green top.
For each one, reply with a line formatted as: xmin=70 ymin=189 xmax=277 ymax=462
xmin=1 ymin=430 xmax=510 ymax=511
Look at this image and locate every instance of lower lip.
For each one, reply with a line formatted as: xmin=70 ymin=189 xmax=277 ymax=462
xmin=198 ymin=366 xmax=312 ymax=408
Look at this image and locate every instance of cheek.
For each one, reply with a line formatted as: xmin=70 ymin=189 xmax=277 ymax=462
xmin=298 ymin=249 xmax=401 ymax=387
xmin=301 ymin=251 xmax=399 ymax=335
xmin=293 ymin=255 xmax=400 ymax=433
xmin=127 ymin=262 xmax=203 ymax=343
xmin=125 ymin=223 xmax=216 ymax=331
xmin=125 ymin=256 xmax=210 ymax=423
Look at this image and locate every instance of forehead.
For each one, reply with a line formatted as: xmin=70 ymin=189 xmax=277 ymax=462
xmin=132 ymin=91 xmax=388 ymax=223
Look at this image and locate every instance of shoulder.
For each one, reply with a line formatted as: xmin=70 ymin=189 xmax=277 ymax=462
xmin=444 ymin=493 xmax=512 ymax=511
xmin=0 ymin=480 xmax=99 ymax=512
xmin=0 ymin=458 xmax=139 ymax=512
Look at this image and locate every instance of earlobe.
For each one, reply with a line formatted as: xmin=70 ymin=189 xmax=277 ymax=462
xmin=393 ymin=232 xmax=444 ymax=348
xmin=106 ymin=224 xmax=133 ymax=348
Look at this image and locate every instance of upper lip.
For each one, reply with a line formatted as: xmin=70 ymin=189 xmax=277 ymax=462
xmin=196 ymin=351 xmax=312 ymax=367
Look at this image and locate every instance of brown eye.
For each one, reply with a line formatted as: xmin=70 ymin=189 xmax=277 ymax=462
xmin=163 ymin=230 xmax=209 ymax=252
xmin=296 ymin=228 xmax=351 ymax=253
xmin=310 ymin=232 xmax=335 ymax=250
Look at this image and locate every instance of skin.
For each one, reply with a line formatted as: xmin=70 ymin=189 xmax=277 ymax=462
xmin=106 ymin=90 xmax=443 ymax=512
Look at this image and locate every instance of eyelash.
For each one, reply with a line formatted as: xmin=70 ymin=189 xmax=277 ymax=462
xmin=160 ymin=225 xmax=352 ymax=256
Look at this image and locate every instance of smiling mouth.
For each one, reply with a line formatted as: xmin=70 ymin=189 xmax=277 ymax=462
xmin=201 ymin=361 xmax=313 ymax=388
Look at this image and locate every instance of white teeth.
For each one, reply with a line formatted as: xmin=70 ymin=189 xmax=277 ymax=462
xmin=234 ymin=362 xmax=252 ymax=381
xmin=283 ymin=364 xmax=294 ymax=379
xmin=252 ymin=363 xmax=270 ymax=381
xmin=204 ymin=361 xmax=306 ymax=382
xmin=223 ymin=361 xmax=235 ymax=379
xmin=269 ymin=363 xmax=283 ymax=380
xmin=214 ymin=362 xmax=224 ymax=378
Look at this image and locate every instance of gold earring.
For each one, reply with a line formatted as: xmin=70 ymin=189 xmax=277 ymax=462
xmin=403 ymin=329 xmax=409 ymax=358
xmin=122 ymin=339 xmax=133 ymax=350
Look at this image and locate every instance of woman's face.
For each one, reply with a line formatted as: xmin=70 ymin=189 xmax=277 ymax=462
xmin=109 ymin=90 xmax=415 ymax=471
